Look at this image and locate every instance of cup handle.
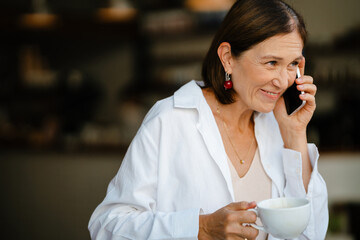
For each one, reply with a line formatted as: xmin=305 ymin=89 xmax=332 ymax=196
xmin=247 ymin=208 xmax=266 ymax=232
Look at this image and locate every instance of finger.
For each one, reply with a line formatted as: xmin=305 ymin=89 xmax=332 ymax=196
xmin=296 ymin=75 xmax=313 ymax=85
xmin=226 ymin=224 xmax=259 ymax=240
xmin=227 ymin=201 xmax=256 ymax=211
xmin=297 ymin=83 xmax=317 ymax=96
xmin=225 ymin=234 xmax=254 ymax=240
xmin=248 ymin=201 xmax=257 ymax=209
xmin=300 ymin=93 xmax=316 ymax=107
xmin=298 ymin=57 xmax=306 ymax=77
xmin=238 ymin=224 xmax=259 ymax=240
xmin=230 ymin=210 xmax=257 ymax=224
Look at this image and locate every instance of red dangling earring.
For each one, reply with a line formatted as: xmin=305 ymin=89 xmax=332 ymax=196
xmin=224 ymin=72 xmax=233 ymax=90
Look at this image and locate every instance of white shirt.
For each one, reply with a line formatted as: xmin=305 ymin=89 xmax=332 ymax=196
xmin=88 ymin=80 xmax=329 ymax=240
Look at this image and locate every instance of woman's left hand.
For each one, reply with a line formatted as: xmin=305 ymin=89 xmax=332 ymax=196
xmin=273 ymin=58 xmax=317 ymax=149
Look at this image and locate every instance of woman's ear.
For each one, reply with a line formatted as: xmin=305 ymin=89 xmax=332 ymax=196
xmin=217 ymin=42 xmax=233 ymax=74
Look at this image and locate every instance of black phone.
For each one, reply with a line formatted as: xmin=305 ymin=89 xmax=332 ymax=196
xmin=283 ymin=67 xmax=306 ymax=115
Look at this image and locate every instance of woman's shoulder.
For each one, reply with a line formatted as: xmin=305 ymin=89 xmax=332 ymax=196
xmin=142 ymin=80 xmax=203 ymax=127
xmin=141 ymin=96 xmax=175 ymax=126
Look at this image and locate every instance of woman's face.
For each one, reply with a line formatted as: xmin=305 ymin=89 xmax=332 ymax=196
xmin=230 ymin=31 xmax=304 ymax=113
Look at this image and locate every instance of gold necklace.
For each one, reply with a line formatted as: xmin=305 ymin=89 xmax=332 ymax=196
xmin=216 ymin=100 xmax=255 ymax=164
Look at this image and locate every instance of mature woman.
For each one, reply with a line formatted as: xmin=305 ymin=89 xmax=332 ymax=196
xmin=88 ymin=0 xmax=328 ymax=239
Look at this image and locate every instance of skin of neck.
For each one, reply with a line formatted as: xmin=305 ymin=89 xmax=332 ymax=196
xmin=204 ymin=88 xmax=255 ymax=133
xmin=219 ymin=99 xmax=255 ymax=133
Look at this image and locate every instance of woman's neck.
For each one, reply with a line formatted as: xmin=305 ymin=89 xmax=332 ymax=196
xmin=219 ymin=101 xmax=254 ymax=133
xmin=203 ymin=88 xmax=255 ymax=133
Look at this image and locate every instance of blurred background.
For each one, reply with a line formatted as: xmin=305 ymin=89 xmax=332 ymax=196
xmin=0 ymin=0 xmax=359 ymax=239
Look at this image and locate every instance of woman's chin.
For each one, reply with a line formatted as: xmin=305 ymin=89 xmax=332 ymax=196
xmin=254 ymin=105 xmax=276 ymax=113
xmin=258 ymin=109 xmax=273 ymax=114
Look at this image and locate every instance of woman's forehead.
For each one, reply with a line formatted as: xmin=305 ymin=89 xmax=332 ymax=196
xmin=246 ymin=32 xmax=303 ymax=59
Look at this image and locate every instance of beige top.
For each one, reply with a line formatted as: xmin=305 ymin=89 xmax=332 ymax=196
xmin=227 ymin=147 xmax=271 ymax=240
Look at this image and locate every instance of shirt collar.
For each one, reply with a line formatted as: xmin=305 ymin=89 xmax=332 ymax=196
xmin=173 ymin=80 xmax=205 ymax=109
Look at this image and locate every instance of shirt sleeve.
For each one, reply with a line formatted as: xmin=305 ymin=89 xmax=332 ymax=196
xmin=281 ymin=143 xmax=329 ymax=240
xmin=88 ymin=125 xmax=201 ymax=240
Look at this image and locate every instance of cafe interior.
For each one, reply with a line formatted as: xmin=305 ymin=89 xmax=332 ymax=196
xmin=0 ymin=0 xmax=359 ymax=239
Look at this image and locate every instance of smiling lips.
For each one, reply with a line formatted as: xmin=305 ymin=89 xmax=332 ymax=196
xmin=261 ymin=89 xmax=281 ymax=100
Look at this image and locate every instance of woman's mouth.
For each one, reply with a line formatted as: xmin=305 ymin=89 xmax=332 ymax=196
xmin=260 ymin=89 xmax=280 ymax=100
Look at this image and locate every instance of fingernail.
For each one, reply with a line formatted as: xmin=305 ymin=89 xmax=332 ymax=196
xmin=250 ymin=201 xmax=257 ymax=206
xmin=297 ymin=85 xmax=304 ymax=90
xmin=297 ymin=77 xmax=303 ymax=83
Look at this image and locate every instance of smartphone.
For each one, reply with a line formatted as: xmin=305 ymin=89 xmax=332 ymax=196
xmin=283 ymin=67 xmax=306 ymax=116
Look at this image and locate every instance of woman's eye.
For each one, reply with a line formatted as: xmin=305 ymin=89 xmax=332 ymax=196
xmin=290 ymin=61 xmax=299 ymax=67
xmin=267 ymin=61 xmax=277 ymax=66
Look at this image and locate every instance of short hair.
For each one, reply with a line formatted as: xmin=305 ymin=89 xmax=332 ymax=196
xmin=202 ymin=0 xmax=307 ymax=104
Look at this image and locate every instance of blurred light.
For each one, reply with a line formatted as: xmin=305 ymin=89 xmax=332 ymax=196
xmin=97 ymin=0 xmax=137 ymax=23
xmin=19 ymin=13 xmax=58 ymax=29
xmin=185 ymin=0 xmax=235 ymax=12
xmin=97 ymin=7 xmax=137 ymax=23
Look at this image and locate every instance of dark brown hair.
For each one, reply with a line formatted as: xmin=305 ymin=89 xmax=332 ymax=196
xmin=202 ymin=0 xmax=307 ymax=104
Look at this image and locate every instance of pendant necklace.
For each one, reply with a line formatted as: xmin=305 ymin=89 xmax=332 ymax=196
xmin=216 ymin=100 xmax=255 ymax=165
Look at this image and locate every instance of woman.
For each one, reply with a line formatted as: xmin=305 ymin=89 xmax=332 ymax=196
xmin=88 ymin=0 xmax=328 ymax=239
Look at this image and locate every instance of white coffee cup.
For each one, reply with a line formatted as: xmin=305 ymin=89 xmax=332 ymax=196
xmin=248 ymin=197 xmax=310 ymax=239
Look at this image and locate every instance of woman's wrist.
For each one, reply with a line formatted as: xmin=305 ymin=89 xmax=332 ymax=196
xmin=281 ymin=127 xmax=308 ymax=151
xmin=283 ymin=131 xmax=307 ymax=151
xmin=282 ymin=129 xmax=313 ymax=191
xmin=198 ymin=214 xmax=211 ymax=240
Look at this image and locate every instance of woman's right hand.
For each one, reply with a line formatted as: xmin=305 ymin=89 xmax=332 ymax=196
xmin=198 ymin=201 xmax=258 ymax=240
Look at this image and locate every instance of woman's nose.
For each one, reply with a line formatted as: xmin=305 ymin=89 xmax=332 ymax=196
xmin=272 ymin=68 xmax=289 ymax=89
